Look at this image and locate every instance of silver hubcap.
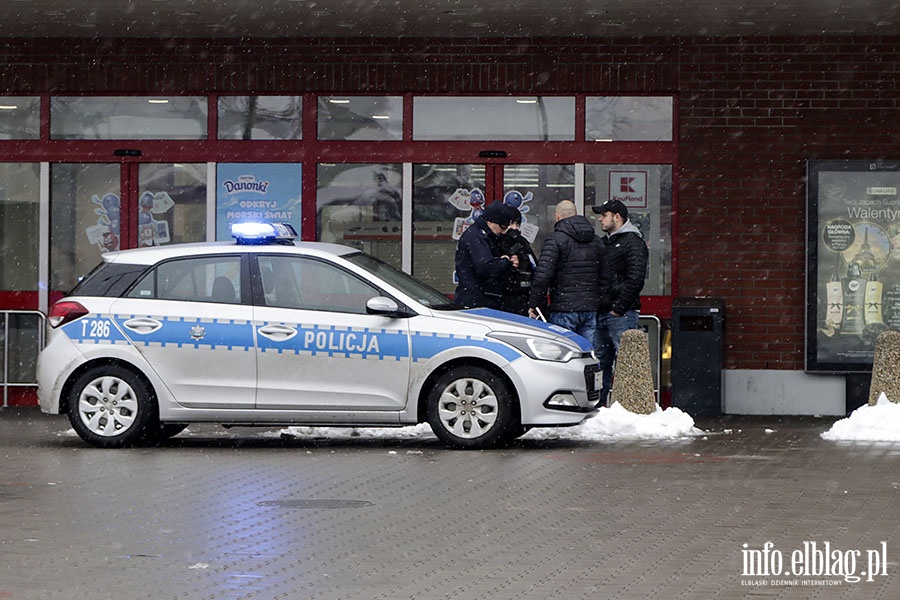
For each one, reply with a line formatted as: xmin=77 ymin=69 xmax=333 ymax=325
xmin=437 ymin=377 xmax=499 ymax=439
xmin=78 ymin=376 xmax=138 ymax=437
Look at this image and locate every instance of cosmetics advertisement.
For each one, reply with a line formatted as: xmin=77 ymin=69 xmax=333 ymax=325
xmin=807 ymin=160 xmax=900 ymax=371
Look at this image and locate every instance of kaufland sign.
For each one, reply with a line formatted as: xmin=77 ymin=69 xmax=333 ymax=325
xmin=609 ymin=170 xmax=648 ymax=208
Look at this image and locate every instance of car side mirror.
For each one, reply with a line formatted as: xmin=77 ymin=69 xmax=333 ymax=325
xmin=366 ymin=296 xmax=413 ymax=318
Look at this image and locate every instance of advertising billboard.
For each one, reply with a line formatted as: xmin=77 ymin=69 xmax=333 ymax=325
xmin=216 ymin=163 xmax=302 ymax=240
xmin=806 ymin=160 xmax=900 ymax=372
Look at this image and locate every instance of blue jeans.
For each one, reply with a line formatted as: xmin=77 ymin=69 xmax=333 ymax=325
xmin=595 ymin=310 xmax=640 ymax=405
xmin=548 ymin=311 xmax=598 ymax=349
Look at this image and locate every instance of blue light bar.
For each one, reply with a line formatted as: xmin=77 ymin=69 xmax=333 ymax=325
xmin=230 ymin=222 xmax=298 ymax=245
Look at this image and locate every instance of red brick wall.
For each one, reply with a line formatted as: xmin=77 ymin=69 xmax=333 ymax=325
xmin=1 ymin=35 xmax=898 ymax=371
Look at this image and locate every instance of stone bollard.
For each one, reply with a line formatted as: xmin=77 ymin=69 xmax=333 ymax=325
xmin=868 ymin=330 xmax=900 ymax=405
xmin=610 ymin=328 xmax=657 ymax=415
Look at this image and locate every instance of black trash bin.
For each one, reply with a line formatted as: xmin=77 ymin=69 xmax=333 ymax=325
xmin=671 ymin=298 xmax=725 ymax=417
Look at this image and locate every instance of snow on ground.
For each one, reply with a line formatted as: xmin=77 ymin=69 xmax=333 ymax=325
xmin=278 ymin=402 xmax=704 ymax=443
xmin=821 ymin=393 xmax=900 ymax=442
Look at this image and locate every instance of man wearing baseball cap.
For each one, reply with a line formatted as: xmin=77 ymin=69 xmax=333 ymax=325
xmin=591 ymin=199 xmax=649 ymax=406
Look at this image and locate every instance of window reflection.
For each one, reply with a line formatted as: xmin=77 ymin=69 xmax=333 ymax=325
xmin=317 ymin=163 xmax=403 ymax=269
xmin=318 ymin=96 xmax=402 ymax=140
xmin=218 ymin=96 xmax=302 ymax=140
xmin=413 ymin=97 xmax=575 ymax=141
xmin=0 ymin=97 xmax=40 ymax=140
xmin=586 ymin=96 xmax=673 ymax=142
xmin=50 ymin=96 xmax=208 ymax=140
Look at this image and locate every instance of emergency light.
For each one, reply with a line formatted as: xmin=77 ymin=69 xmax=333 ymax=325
xmin=230 ymin=222 xmax=298 ymax=245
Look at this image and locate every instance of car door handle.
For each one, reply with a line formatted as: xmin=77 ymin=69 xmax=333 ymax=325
xmin=258 ymin=324 xmax=298 ymax=341
xmin=122 ymin=317 xmax=163 ymax=334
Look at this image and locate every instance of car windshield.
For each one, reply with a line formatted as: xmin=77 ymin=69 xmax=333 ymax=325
xmin=344 ymin=252 xmax=459 ymax=310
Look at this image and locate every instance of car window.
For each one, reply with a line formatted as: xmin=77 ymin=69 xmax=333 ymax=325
xmin=127 ymin=255 xmax=243 ymax=304
xmin=70 ymin=262 xmax=148 ymax=297
xmin=258 ymin=255 xmax=379 ymax=314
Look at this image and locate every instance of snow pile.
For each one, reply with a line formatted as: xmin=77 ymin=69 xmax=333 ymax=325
xmin=821 ymin=393 xmax=900 ymax=442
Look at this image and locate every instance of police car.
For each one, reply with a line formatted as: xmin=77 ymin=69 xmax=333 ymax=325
xmin=37 ymin=223 xmax=600 ymax=450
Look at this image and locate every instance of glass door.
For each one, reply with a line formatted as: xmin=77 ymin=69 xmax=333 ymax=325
xmin=411 ymin=164 xmax=488 ymax=295
xmin=49 ymin=163 xmax=207 ymax=298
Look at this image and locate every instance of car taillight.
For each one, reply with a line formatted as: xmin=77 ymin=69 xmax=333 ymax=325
xmin=47 ymin=300 xmax=90 ymax=328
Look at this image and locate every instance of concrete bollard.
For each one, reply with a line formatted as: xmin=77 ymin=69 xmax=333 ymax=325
xmin=868 ymin=330 xmax=900 ymax=405
xmin=610 ymin=328 xmax=657 ymax=415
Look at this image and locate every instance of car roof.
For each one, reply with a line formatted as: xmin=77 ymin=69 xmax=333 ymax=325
xmin=101 ymin=240 xmax=360 ymax=266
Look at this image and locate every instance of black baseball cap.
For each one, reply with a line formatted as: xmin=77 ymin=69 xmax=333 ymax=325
xmin=591 ymin=199 xmax=628 ymax=220
xmin=482 ymin=202 xmax=516 ymax=227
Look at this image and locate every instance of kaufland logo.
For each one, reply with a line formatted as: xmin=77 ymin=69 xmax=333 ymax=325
xmin=609 ymin=170 xmax=647 ymax=206
xmin=740 ymin=541 xmax=890 ymax=586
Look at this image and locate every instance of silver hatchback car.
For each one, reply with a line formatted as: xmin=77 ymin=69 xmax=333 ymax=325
xmin=37 ymin=223 xmax=600 ymax=449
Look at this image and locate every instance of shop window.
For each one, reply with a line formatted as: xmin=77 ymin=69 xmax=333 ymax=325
xmin=412 ymin=164 xmax=486 ymax=294
xmin=585 ymin=164 xmax=673 ymax=296
xmin=50 ymin=163 xmax=121 ymax=293
xmin=138 ymin=164 xmax=207 ymax=246
xmin=585 ymin=96 xmax=673 ymax=142
xmin=218 ymin=96 xmax=302 ymax=140
xmin=503 ymin=164 xmax=576 ymax=257
xmin=0 ymin=97 xmax=40 ymax=140
xmin=317 ymin=163 xmax=403 ymax=269
xmin=0 ymin=163 xmax=40 ymax=292
xmin=318 ymin=96 xmax=402 ymax=141
xmin=412 ymin=96 xmax=575 ymax=141
xmin=50 ymin=96 xmax=208 ymax=140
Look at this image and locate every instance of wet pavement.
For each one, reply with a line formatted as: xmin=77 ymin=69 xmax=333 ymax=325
xmin=1 ymin=407 xmax=899 ymax=599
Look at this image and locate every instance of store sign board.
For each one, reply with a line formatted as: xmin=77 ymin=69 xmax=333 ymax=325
xmin=806 ymin=160 xmax=900 ymax=372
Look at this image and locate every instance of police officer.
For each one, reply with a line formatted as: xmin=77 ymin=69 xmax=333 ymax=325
xmin=454 ymin=202 xmax=519 ymax=309
xmin=498 ymin=210 xmax=537 ymax=316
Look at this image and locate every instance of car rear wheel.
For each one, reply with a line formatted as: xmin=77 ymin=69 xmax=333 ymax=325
xmin=426 ymin=365 xmax=518 ymax=449
xmin=67 ymin=365 xmax=157 ymax=448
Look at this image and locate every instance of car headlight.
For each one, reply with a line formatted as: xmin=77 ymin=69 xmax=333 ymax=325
xmin=488 ymin=332 xmax=581 ymax=362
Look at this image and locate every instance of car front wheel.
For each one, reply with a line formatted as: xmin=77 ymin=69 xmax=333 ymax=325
xmin=426 ymin=365 xmax=518 ymax=449
xmin=67 ymin=365 xmax=156 ymax=448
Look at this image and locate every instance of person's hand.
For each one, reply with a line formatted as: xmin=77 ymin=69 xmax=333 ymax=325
xmin=505 ymin=255 xmax=519 ymax=268
xmin=528 ymin=308 xmax=537 ymax=319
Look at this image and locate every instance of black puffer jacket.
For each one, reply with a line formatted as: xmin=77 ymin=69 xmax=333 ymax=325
xmin=598 ymin=221 xmax=649 ymax=315
xmin=454 ymin=216 xmax=512 ymax=309
xmin=527 ymin=215 xmax=604 ymax=313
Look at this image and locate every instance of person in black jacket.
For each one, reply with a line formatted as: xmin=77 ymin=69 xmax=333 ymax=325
xmin=498 ymin=210 xmax=537 ymax=316
xmin=591 ymin=199 xmax=649 ymax=406
xmin=526 ymin=200 xmax=604 ymax=343
xmin=454 ymin=202 xmax=519 ymax=309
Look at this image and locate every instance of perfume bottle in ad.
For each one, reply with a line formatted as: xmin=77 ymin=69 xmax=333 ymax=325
xmin=864 ymin=272 xmax=884 ymax=325
xmin=824 ymin=265 xmax=843 ymax=330
xmin=841 ymin=262 xmax=865 ymax=335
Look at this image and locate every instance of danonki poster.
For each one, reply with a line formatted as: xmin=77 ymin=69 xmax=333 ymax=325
xmin=809 ymin=161 xmax=900 ymax=371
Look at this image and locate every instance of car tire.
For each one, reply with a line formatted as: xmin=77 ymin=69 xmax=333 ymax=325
xmin=426 ymin=365 xmax=518 ymax=449
xmin=67 ymin=365 xmax=157 ymax=448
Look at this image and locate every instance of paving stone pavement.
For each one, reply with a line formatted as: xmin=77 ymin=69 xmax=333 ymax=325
xmin=1 ymin=407 xmax=899 ymax=600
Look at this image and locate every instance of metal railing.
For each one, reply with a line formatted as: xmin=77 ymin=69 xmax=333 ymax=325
xmin=2 ymin=310 xmax=46 ymax=407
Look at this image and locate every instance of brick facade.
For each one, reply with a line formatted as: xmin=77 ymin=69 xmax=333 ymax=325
xmin=1 ymin=35 xmax=898 ymax=372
